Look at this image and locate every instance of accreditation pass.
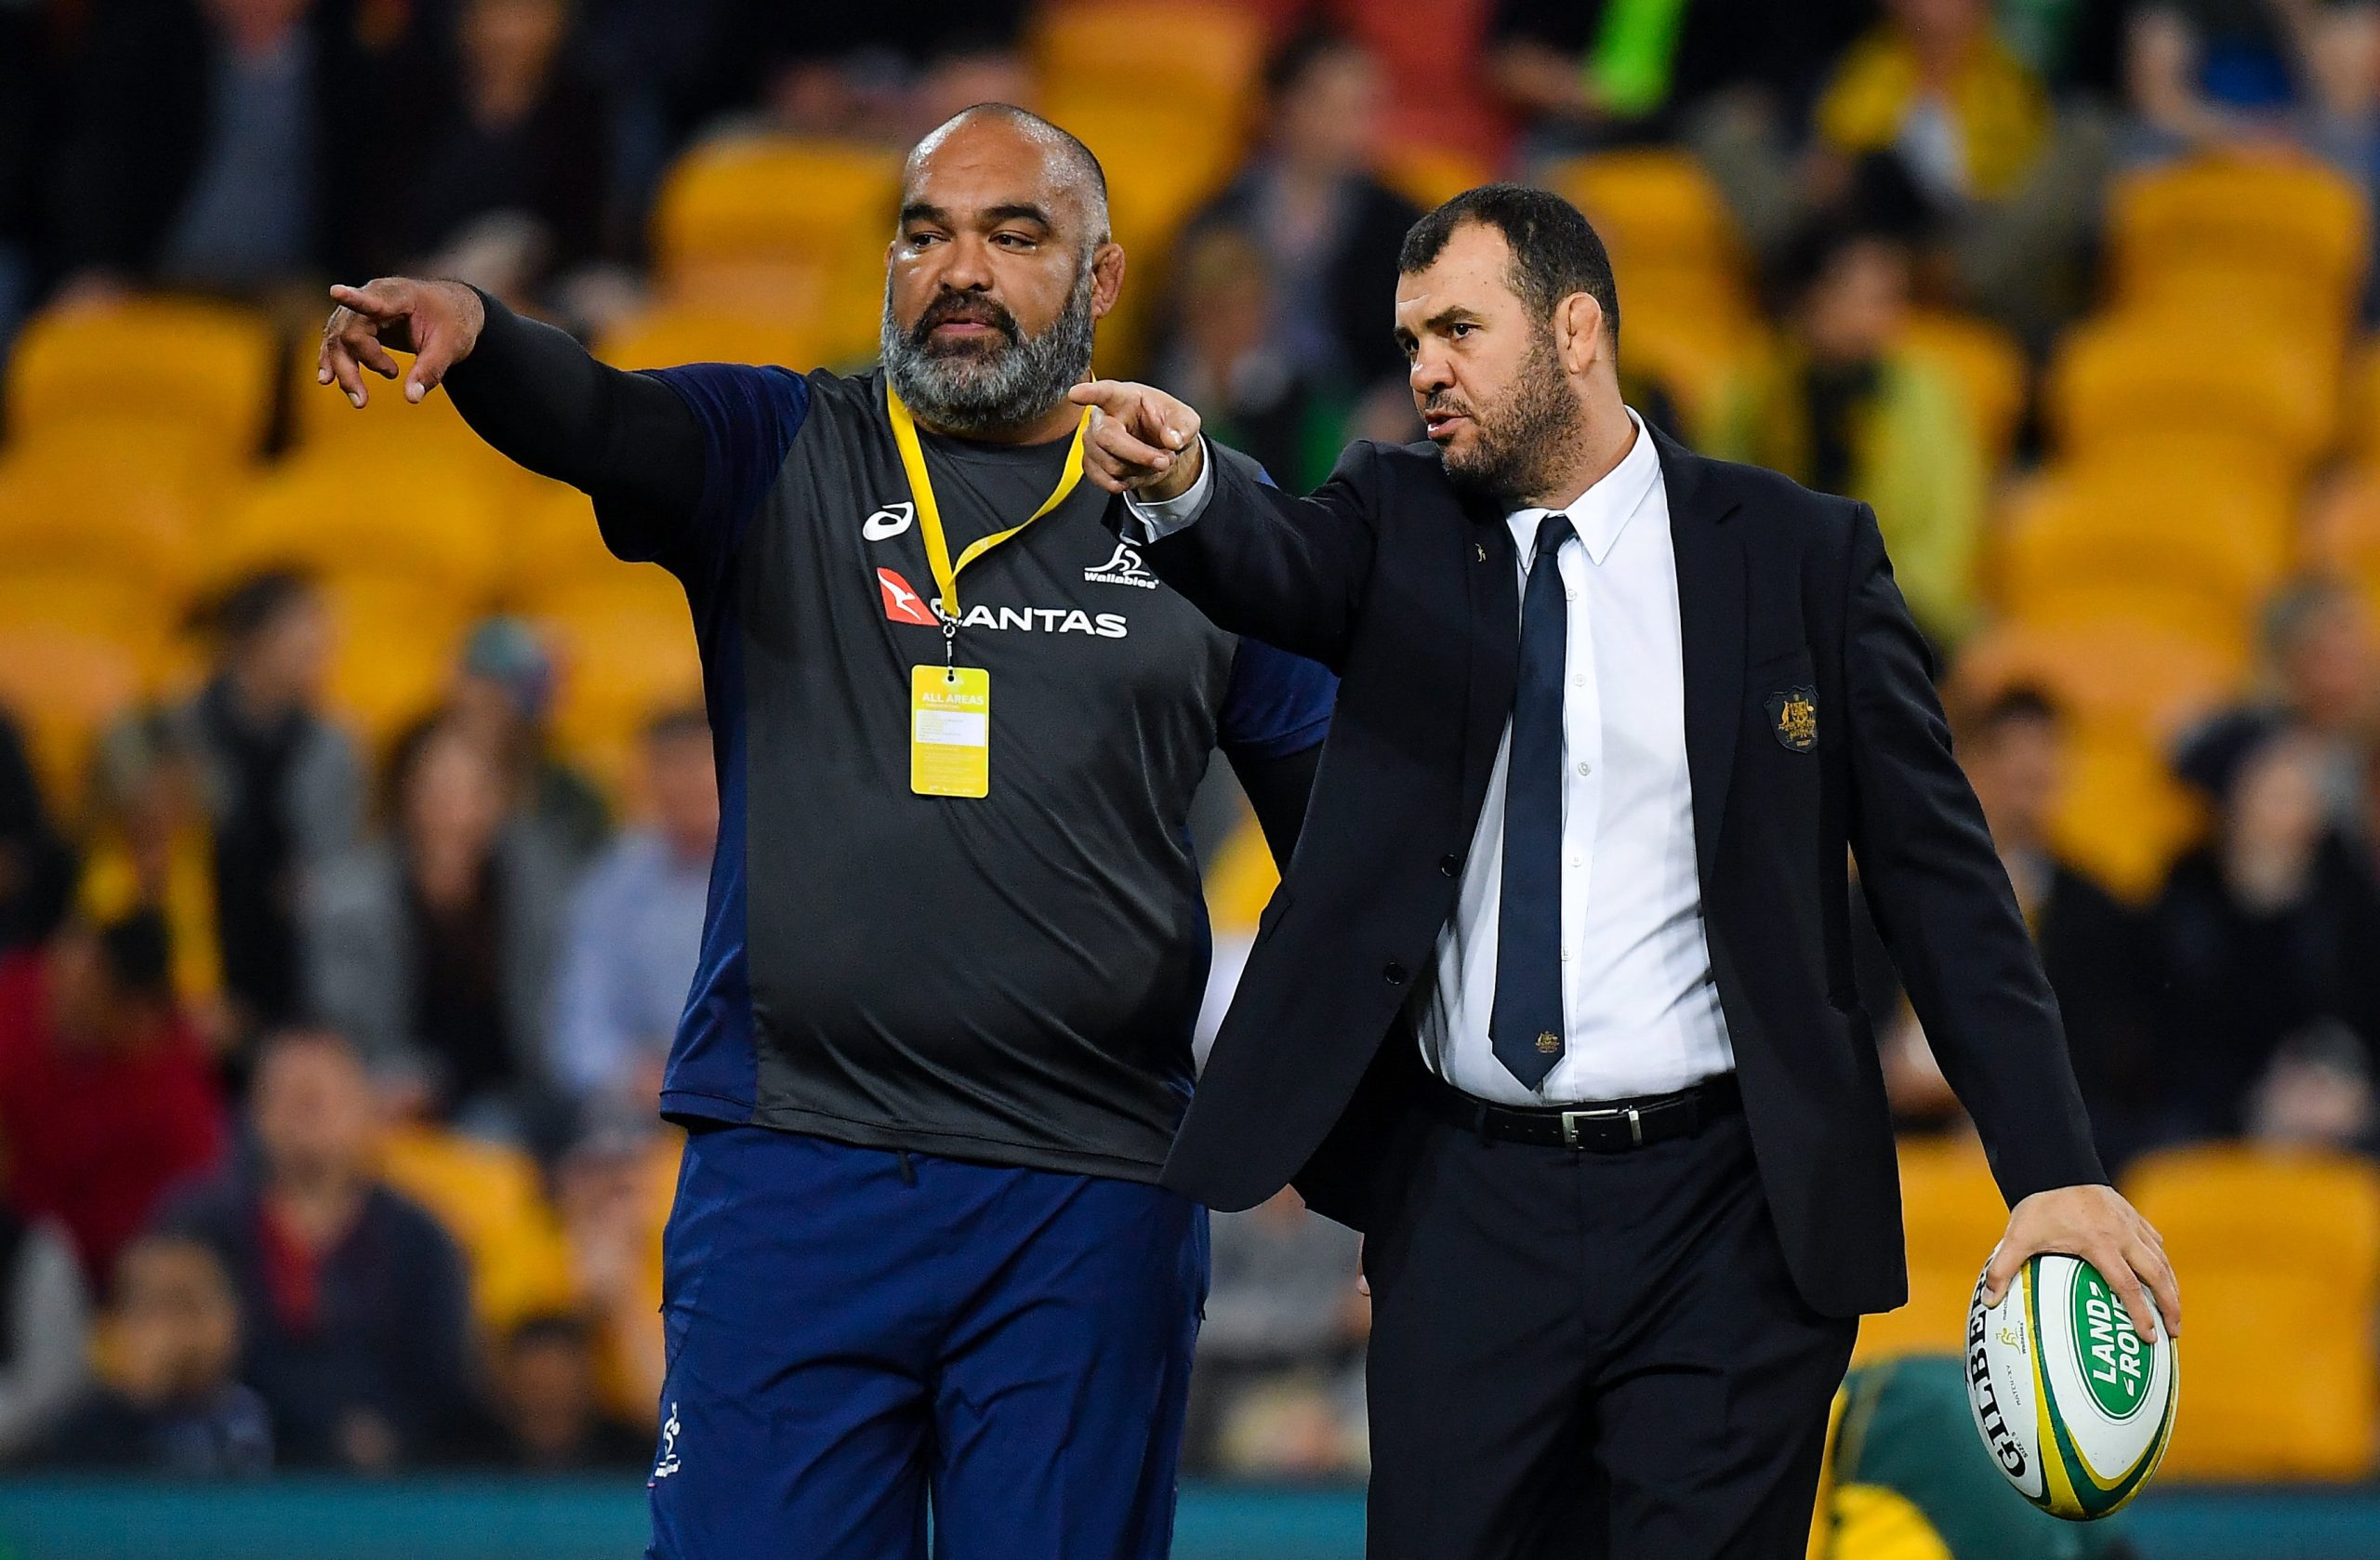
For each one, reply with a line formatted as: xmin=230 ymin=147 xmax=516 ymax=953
xmin=911 ymin=666 xmax=991 ymax=798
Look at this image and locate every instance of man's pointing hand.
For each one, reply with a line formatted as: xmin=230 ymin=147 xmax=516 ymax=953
xmin=1070 ymin=379 xmax=1204 ymax=502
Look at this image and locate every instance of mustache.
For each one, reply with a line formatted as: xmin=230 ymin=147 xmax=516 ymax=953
xmin=911 ymin=292 xmax=1022 ymax=348
xmin=1421 ymin=391 xmax=1474 ymax=419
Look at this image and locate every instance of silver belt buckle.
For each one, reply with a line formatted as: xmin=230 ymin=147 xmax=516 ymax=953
xmin=1559 ymin=1104 xmax=1643 ymax=1149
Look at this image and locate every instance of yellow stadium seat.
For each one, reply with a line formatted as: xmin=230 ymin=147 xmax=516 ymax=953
xmin=1630 ymin=311 xmax=1766 ymax=435
xmin=379 ymin=1124 xmax=577 ymax=1337
xmin=526 ymin=575 xmax=703 ymax=790
xmin=596 ymin=304 xmax=825 ymax=376
xmin=498 ymin=480 xmax=619 ymax=600
xmin=1898 ymin=311 xmax=2028 ymax=467
xmin=0 ymin=432 xmax=207 ymax=597
xmin=0 ymin=627 xmax=147 ymax=810
xmin=1031 ymin=3 xmax=1266 ymax=126
xmin=7 ymin=296 xmax=280 ymax=461
xmin=316 ymin=575 xmax=469 ymax=753
xmin=2125 ymin=1145 xmax=2380 ymax=1480
xmin=1543 ymin=151 xmax=1752 ymax=317
xmin=2047 ymin=313 xmax=2337 ymax=490
xmin=1377 ymin=145 xmax=1494 ymax=213
xmin=2046 ymin=723 xmax=2207 ymax=902
xmin=2107 ymin=156 xmax=2368 ymax=346
xmin=212 ymin=452 xmax=508 ymax=600
xmin=650 ymin=137 xmax=901 ymax=368
xmin=1201 ymin=809 xmax=1277 ymax=935
xmin=1853 ymin=1136 xmax=2007 ymax=1365
xmin=1992 ymin=467 xmax=2293 ymax=642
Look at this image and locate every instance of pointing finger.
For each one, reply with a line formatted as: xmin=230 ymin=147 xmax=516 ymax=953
xmin=328 ymin=279 xmax=409 ymax=322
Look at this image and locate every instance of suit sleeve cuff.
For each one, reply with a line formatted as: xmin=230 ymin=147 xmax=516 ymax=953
xmin=1120 ymin=439 xmax=1214 ymax=541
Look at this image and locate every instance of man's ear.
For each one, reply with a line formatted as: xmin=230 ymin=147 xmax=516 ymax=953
xmin=1090 ymin=242 xmax=1128 ymax=321
xmin=1556 ymin=292 xmax=1606 ymax=377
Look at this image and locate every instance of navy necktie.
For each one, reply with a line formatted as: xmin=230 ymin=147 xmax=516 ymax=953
xmin=1489 ymin=512 xmax=1574 ymax=1091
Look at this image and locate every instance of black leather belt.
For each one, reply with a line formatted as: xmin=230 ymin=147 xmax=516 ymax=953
xmin=1419 ymin=1069 xmax=1740 ymax=1152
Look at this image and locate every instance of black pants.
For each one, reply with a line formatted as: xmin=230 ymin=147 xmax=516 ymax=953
xmin=1361 ymin=1096 xmax=1856 ymax=1560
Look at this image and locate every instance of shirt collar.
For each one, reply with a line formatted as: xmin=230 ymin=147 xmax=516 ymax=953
xmin=1505 ymin=408 xmax=1659 ymax=568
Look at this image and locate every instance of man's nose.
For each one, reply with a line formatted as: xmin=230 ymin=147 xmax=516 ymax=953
xmin=1408 ymin=347 xmax=1452 ymax=398
xmin=941 ymin=233 xmax=997 ymax=292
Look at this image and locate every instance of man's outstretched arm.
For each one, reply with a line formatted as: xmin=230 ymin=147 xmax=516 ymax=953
xmin=319 ymin=279 xmax=811 ymax=575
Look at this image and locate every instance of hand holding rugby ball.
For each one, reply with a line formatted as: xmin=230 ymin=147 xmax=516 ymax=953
xmin=1966 ymin=1255 xmax=2179 ymax=1520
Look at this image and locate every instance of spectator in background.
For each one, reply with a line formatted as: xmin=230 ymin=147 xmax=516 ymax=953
xmin=1708 ymin=220 xmax=1986 ymax=650
xmin=2123 ymin=0 xmax=2328 ymax=160
xmin=0 ymin=1208 xmax=93 ymax=1463
xmin=49 ymin=0 xmax=421 ymax=297
xmin=0 ymin=706 xmax=73 ymax=959
xmin=2199 ymin=576 xmax=2380 ymax=829
xmin=1152 ymin=226 xmax=1347 ymax=494
xmin=0 ymin=912 xmax=227 ymax=1284
xmin=377 ymin=0 xmax=615 ymax=307
xmin=79 ymin=714 xmax=228 ymax=1055
xmin=1812 ymin=0 xmax=2052 ymax=218
xmin=552 ymin=1130 xmax=664 ymax=1430
xmin=1185 ymin=31 xmax=1422 ymax=415
xmin=2152 ymin=713 xmax=2380 ymax=1144
xmin=162 ymin=1030 xmax=472 ymax=1470
xmin=1189 ymin=1188 xmax=1368 ymax=1478
xmin=447 ymin=617 xmax=610 ymax=863
xmin=1856 ymin=687 xmax=2160 ymax=1166
xmin=42 ymin=1233 xmax=270 ymax=1475
xmin=305 ymin=716 xmax=574 ymax=1147
xmin=551 ymin=707 xmax=714 ymax=1131
xmin=103 ymin=569 xmax=361 ymax=1042
xmin=448 ymin=1312 xmax=653 ymax=1469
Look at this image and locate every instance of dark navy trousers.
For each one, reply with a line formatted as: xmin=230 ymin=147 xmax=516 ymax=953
xmin=646 ymin=1123 xmax=1209 ymax=1559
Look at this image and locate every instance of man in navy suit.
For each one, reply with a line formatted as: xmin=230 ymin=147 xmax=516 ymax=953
xmin=1071 ymin=185 xmax=2181 ymax=1559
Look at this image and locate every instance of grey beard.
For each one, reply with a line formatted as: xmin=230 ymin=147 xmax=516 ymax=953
xmin=1438 ymin=327 xmax=1586 ymax=509
xmin=879 ymin=271 xmax=1097 ymax=437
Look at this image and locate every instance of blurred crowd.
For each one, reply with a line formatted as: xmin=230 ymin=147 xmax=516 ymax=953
xmin=4 ymin=0 xmax=2380 ymax=1484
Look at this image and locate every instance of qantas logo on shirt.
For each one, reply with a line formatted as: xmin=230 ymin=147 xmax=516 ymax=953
xmin=862 ymin=501 xmax=915 ymax=540
xmin=877 ymin=568 xmax=939 ymax=626
xmin=877 ymin=567 xmax=1128 ymax=638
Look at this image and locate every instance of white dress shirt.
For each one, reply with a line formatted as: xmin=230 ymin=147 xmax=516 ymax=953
xmin=1125 ymin=412 xmax=1734 ymax=1105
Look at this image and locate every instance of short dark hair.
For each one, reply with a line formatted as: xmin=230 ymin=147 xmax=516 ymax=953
xmin=1263 ymin=25 xmax=1356 ymax=100
xmin=96 ymin=909 xmax=174 ymax=1003
xmin=1398 ymin=183 xmax=1620 ymax=350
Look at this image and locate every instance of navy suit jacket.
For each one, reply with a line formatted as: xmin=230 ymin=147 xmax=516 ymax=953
xmin=1125 ymin=429 xmax=2106 ymax=1319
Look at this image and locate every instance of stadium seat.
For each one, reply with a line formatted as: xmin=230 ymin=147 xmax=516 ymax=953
xmin=1991 ymin=467 xmax=2293 ymax=646
xmin=1543 ymin=151 xmax=1753 ymax=320
xmin=2106 ymin=156 xmax=2368 ymax=352
xmin=379 ymin=1126 xmax=576 ymax=1337
xmin=594 ymin=303 xmax=825 ymax=377
xmin=499 ymin=480 xmax=623 ymax=600
xmin=316 ymin=575 xmax=471 ymax=753
xmin=2047 ymin=313 xmax=2338 ymax=492
xmin=0 ymin=626 xmax=147 ymax=813
xmin=2124 ymin=1145 xmax=2380 ymax=1480
xmin=211 ymin=451 xmax=508 ymax=600
xmin=648 ymin=136 xmax=902 ymax=368
xmin=0 ymin=433 xmax=206 ymax=600
xmin=1377 ymin=144 xmax=1495 ymax=213
xmin=6 ymin=296 xmax=280 ymax=461
xmin=1897 ymin=311 xmax=2028 ymax=467
xmin=1950 ymin=620 xmax=2228 ymax=898
xmin=524 ymin=575 xmax=704 ymax=790
xmin=1852 ymin=1136 xmax=2007 ymax=1365
xmin=1030 ymin=3 xmax=1266 ymax=126
xmin=1200 ymin=809 xmax=1277 ymax=935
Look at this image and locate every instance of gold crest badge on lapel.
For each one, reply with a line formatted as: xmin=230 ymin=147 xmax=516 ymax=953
xmin=1766 ymin=686 xmax=1818 ymax=752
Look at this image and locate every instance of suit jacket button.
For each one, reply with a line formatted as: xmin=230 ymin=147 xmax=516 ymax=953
xmin=1438 ymin=854 xmax=1460 ymax=876
xmin=1383 ymin=960 xmax=1408 ymax=985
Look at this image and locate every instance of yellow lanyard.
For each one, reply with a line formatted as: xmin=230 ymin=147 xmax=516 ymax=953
xmin=886 ymin=381 xmax=1090 ymax=635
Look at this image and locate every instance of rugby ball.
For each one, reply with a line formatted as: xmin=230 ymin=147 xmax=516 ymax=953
xmin=1964 ymin=1254 xmax=2177 ymax=1520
